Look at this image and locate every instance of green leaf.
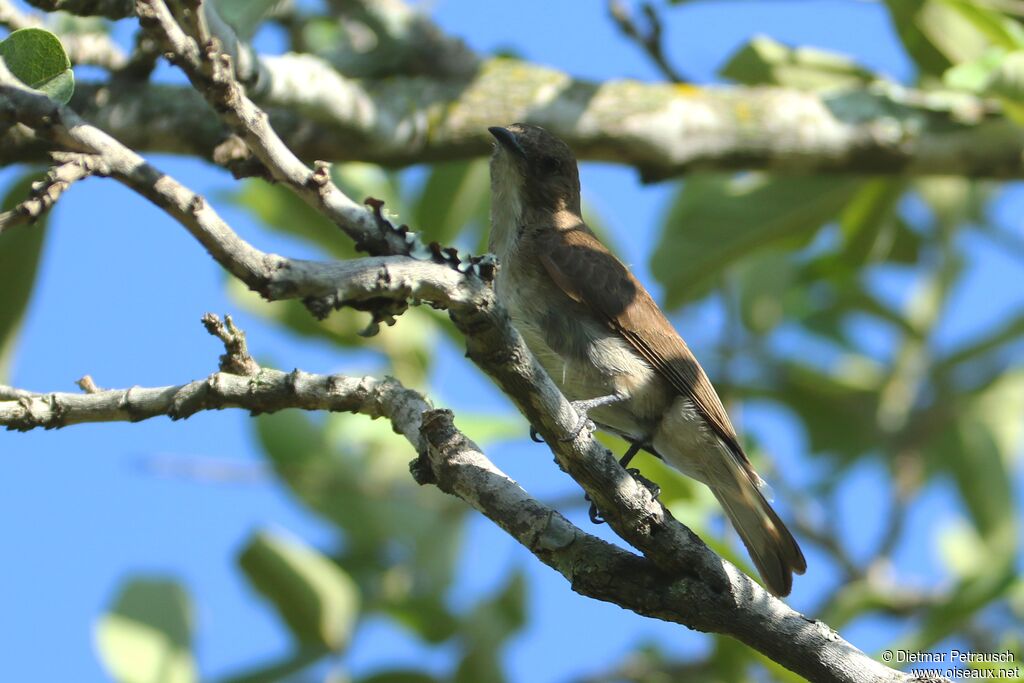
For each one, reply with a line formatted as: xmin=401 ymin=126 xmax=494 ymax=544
xmin=0 ymin=28 xmax=74 ymax=104
xmin=941 ymin=0 xmax=1024 ymax=50
xmin=216 ymin=648 xmax=323 ymax=683
xmin=238 ymin=529 xmax=360 ymax=651
xmin=334 ymin=163 xmax=404 ymax=218
xmin=838 ymin=179 xmax=908 ymax=265
xmin=883 ymin=0 xmax=1024 ymax=77
xmin=985 ymin=51 xmax=1024 ymax=121
xmin=899 ymin=557 xmax=1016 ymax=651
xmin=969 ymin=369 xmax=1024 ymax=458
xmin=944 ymin=49 xmax=1024 ymax=123
xmin=938 ymin=316 xmax=1024 ymax=373
xmin=226 ymin=181 xmax=355 ymax=259
xmin=454 ymin=572 xmax=528 ymax=683
xmin=252 ymin=409 xmax=468 ymax=646
xmin=360 ymin=673 xmax=444 ymax=683
xmin=914 ymin=176 xmax=992 ymax=233
xmin=449 ymin=412 xmax=522 ymax=446
xmin=720 ymin=36 xmax=876 ymax=90
xmin=95 ymin=577 xmax=196 ymax=683
xmin=0 ymin=171 xmax=49 ymax=382
xmin=943 ymin=47 xmax=1008 ymax=92
xmin=734 ymin=248 xmax=795 ymax=334
xmin=255 ymin=410 xmax=451 ymax=549
xmin=412 ymin=160 xmax=491 ymax=245
xmin=384 ymin=596 xmax=460 ymax=644
xmin=213 ymin=0 xmax=282 ymax=40
xmin=652 ymin=174 xmax=862 ymax=307
xmin=929 ymin=416 xmax=1016 ymax=545
xmin=762 ymin=361 xmax=883 ymax=461
xmin=227 ymin=164 xmax=402 ymax=259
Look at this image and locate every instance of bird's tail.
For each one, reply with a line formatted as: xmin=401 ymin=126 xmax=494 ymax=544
xmin=712 ymin=480 xmax=806 ymax=597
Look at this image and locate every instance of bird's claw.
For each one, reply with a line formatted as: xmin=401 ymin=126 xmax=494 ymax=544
xmin=626 ymin=467 xmax=661 ymax=500
xmin=560 ymin=413 xmax=597 ymax=442
xmin=529 ymin=426 xmax=545 ymax=443
xmin=586 ymin=494 xmax=605 ymax=525
xmin=585 ymin=468 xmax=661 ymax=527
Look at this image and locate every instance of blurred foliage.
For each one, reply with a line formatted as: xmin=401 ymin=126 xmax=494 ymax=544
xmin=5 ymin=1 xmax=1021 ymax=681
xmin=0 ymin=171 xmax=48 ymax=382
xmin=95 ymin=577 xmax=196 ymax=683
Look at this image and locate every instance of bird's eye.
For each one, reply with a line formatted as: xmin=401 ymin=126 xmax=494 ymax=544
xmin=539 ymin=155 xmax=560 ymax=174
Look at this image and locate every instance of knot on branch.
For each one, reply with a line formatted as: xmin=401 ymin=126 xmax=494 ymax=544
xmin=201 ymin=312 xmax=260 ymax=376
xmin=300 ymin=288 xmax=411 ymax=335
xmin=76 ymin=375 xmax=102 ymax=393
xmin=212 ymin=135 xmax=271 ymax=179
xmin=411 ymin=408 xmax=463 ymax=486
xmin=4 ymin=394 xmax=62 ymax=431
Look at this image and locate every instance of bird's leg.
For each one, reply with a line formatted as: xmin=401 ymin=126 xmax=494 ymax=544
xmin=562 ymin=391 xmax=629 ymax=441
xmin=619 ymin=442 xmax=642 ymax=469
xmin=590 ymin=442 xmax=661 ymax=524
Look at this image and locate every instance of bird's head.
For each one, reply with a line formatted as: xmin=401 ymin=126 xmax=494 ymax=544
xmin=488 ymin=124 xmax=582 ymax=216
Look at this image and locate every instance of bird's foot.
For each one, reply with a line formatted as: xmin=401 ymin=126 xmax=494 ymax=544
xmin=626 ymin=467 xmax=661 ymax=501
xmin=561 ymin=411 xmax=597 ymax=442
xmin=529 ymin=426 xmax=545 ymax=443
xmin=587 ymin=445 xmax=660 ymax=525
xmin=560 ymin=392 xmax=627 ymax=442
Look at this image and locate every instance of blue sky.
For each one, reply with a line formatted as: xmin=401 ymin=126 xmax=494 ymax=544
xmin=2 ymin=1 xmax=1022 ymax=681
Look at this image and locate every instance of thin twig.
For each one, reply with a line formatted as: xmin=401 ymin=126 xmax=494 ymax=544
xmin=0 ymin=154 xmax=105 ymax=233
xmin=608 ymin=0 xmax=688 ymax=83
xmin=135 ymin=0 xmax=411 ymax=256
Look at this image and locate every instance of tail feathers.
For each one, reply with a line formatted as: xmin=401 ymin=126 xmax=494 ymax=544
xmin=713 ymin=486 xmax=806 ymax=597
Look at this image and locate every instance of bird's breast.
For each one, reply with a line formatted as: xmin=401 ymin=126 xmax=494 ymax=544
xmin=497 ymin=261 xmax=672 ymax=440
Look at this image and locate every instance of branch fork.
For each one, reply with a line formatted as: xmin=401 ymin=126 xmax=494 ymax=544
xmin=0 ymin=3 xmax=946 ymax=679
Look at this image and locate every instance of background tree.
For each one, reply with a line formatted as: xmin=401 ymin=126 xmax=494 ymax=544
xmin=1 ymin=1 xmax=1022 ymax=682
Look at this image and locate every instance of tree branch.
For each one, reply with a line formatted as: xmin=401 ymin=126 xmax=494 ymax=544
xmin=3 ymin=60 xmax=1020 ymax=178
xmin=0 ymin=317 xmax=927 ymax=682
xmin=318 ymin=0 xmax=479 ymax=79
xmin=22 ymin=0 xmax=134 ymax=19
xmin=0 ymin=6 xmax=948 ymax=679
xmin=0 ymin=61 xmax=714 ymax=599
xmin=9 ymin=0 xmax=1024 ymax=178
xmin=0 ymin=153 xmax=104 ymax=232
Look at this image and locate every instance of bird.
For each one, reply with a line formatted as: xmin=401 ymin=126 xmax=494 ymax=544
xmin=486 ymin=123 xmax=806 ymax=597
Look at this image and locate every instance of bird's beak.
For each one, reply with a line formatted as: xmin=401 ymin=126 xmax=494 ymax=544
xmin=488 ymin=126 xmax=526 ymax=159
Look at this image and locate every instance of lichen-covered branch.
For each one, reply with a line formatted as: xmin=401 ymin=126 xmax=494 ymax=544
xmin=7 ymin=0 xmax=1024 ymax=178
xmin=4 ymin=57 xmax=1022 ymax=178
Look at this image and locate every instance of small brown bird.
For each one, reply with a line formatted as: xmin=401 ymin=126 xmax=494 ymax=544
xmin=487 ymin=123 xmax=806 ymax=596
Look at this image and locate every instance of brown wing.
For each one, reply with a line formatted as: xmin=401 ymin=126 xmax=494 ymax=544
xmin=537 ymin=223 xmax=748 ymax=464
